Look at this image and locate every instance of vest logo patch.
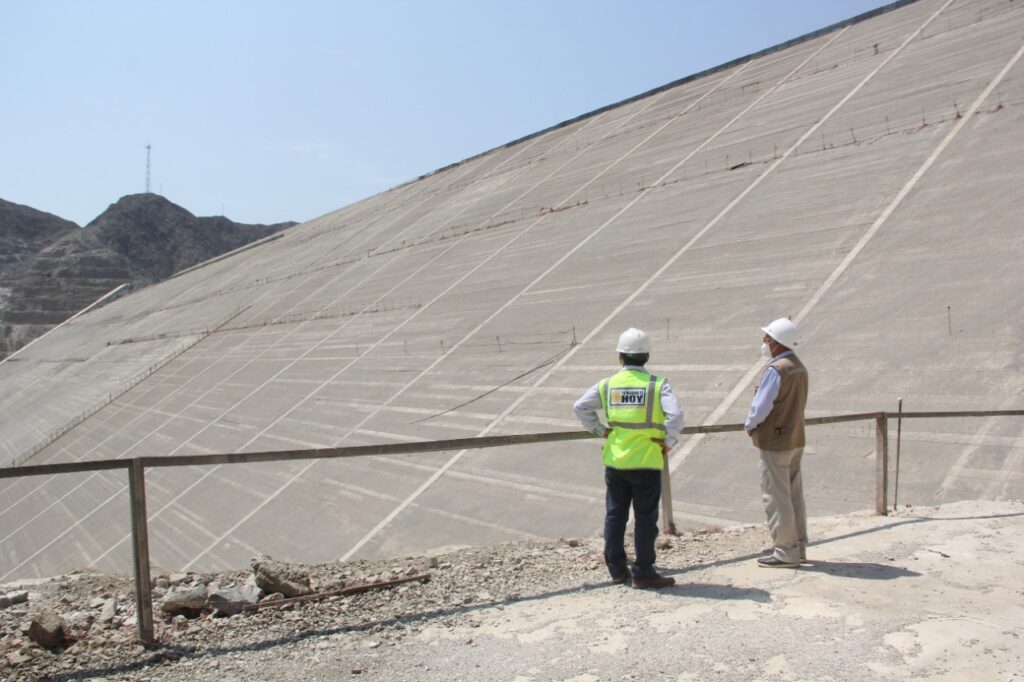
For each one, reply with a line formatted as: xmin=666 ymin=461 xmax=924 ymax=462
xmin=610 ymin=387 xmax=647 ymax=407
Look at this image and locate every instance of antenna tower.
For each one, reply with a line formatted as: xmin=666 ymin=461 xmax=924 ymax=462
xmin=145 ymin=144 xmax=151 ymax=193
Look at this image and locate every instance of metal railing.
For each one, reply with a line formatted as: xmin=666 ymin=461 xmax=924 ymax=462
xmin=0 ymin=408 xmax=1020 ymax=645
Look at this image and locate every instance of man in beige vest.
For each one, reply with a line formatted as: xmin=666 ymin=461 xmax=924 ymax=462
xmin=745 ymin=318 xmax=809 ymax=567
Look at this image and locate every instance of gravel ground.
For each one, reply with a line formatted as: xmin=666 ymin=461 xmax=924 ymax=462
xmin=0 ymin=524 xmax=765 ymax=682
xmin=3 ymin=501 xmax=1022 ymax=681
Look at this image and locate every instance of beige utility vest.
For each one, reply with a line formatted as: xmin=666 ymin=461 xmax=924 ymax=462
xmin=751 ymin=354 xmax=808 ymax=451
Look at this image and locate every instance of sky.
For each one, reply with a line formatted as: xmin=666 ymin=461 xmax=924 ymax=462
xmin=1 ymin=0 xmax=893 ymax=228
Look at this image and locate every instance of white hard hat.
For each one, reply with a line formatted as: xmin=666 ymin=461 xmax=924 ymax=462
xmin=617 ymin=328 xmax=651 ymax=354
xmin=761 ymin=318 xmax=799 ymax=349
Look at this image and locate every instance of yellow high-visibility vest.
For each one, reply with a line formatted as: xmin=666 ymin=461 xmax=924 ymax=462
xmin=598 ymin=369 xmax=667 ymax=470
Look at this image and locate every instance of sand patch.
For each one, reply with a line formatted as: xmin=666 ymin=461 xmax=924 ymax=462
xmin=869 ymin=617 xmax=1019 ymax=678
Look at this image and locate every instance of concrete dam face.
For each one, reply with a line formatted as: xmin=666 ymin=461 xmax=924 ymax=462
xmin=2 ymin=0 xmax=1022 ymax=580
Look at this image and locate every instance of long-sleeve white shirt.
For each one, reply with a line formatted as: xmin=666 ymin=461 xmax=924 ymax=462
xmin=573 ymin=365 xmax=685 ymax=447
xmin=744 ymin=350 xmax=794 ymax=432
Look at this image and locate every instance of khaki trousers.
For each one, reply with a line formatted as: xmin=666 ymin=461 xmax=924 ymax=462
xmin=759 ymin=447 xmax=807 ymax=563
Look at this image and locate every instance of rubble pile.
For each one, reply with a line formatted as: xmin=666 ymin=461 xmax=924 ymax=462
xmin=0 ymin=525 xmax=765 ymax=681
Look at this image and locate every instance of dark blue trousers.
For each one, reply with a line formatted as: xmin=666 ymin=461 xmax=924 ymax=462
xmin=604 ymin=466 xmax=662 ymax=579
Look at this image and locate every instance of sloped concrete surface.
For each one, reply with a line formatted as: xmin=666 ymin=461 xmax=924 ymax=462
xmin=1 ymin=0 xmax=1023 ymax=581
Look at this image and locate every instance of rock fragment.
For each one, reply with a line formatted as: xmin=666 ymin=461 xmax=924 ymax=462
xmin=26 ymin=610 xmax=65 ymax=648
xmin=160 ymin=585 xmax=208 ymax=615
xmin=251 ymin=556 xmax=313 ymax=597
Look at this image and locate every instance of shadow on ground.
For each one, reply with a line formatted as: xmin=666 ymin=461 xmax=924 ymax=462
xmin=669 ymin=582 xmax=771 ymax=601
xmin=42 ymin=510 xmax=1022 ymax=681
xmin=797 ymin=561 xmax=920 ymax=579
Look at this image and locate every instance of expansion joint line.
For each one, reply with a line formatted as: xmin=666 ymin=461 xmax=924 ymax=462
xmin=178 ymin=100 xmax=676 ymax=570
xmin=0 ymin=301 xmax=268 ymax=517
xmin=337 ymin=59 xmax=763 ymax=561
xmin=0 ymin=184 xmax=442 ymax=528
xmin=669 ymin=0 xmax=1003 ymax=474
xmin=84 ymin=113 xmax=605 ymax=575
xmin=411 ymin=345 xmax=573 ymax=424
xmin=10 ymin=304 xmax=252 ymax=470
xmin=0 ymin=122 xmax=558 ymax=581
xmin=7 ymin=154 xmax=483 ymax=475
xmin=343 ymin=0 xmax=983 ymax=551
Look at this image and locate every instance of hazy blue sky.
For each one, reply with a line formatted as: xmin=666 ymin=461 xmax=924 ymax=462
xmin=2 ymin=1 xmax=892 ymax=227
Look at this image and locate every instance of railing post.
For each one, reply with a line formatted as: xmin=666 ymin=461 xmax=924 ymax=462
xmin=893 ymin=398 xmax=903 ymax=511
xmin=128 ymin=458 xmax=156 ymax=646
xmin=875 ymin=414 xmax=889 ymax=516
xmin=661 ymin=460 xmax=677 ymax=535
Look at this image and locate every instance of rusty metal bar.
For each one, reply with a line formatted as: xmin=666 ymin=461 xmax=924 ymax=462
xmin=0 ymin=458 xmax=129 ymax=479
xmin=128 ymin=458 xmax=155 ymax=646
xmin=807 ymin=411 xmax=886 ymax=425
xmin=875 ymin=415 xmax=889 ymax=516
xmin=661 ymin=459 xmax=677 ymax=535
xmin=139 ymin=431 xmax=599 ymax=470
xmin=0 ymin=433 xmax=597 ymax=479
xmin=242 ymin=574 xmax=431 ymax=611
xmin=887 ymin=409 xmax=1024 ymax=419
xmin=894 ymin=398 xmax=904 ymax=511
xmin=5 ymin=410 xmax=1021 ymax=480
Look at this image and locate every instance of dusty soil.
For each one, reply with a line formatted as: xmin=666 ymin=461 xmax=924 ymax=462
xmin=2 ymin=500 xmax=1021 ymax=681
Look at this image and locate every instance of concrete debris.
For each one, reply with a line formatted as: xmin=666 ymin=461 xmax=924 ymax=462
xmin=97 ymin=597 xmax=117 ymax=624
xmin=206 ymin=582 xmax=262 ymax=616
xmin=0 ymin=529 xmax=695 ymax=681
xmin=159 ymin=585 xmax=208 ymax=615
xmin=25 ymin=610 xmax=65 ymax=648
xmin=0 ymin=591 xmax=29 ymax=609
xmin=250 ymin=555 xmax=313 ymax=597
xmin=159 ymin=579 xmax=264 ymax=617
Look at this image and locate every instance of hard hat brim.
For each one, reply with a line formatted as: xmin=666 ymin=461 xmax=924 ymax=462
xmin=761 ymin=324 xmax=798 ymax=347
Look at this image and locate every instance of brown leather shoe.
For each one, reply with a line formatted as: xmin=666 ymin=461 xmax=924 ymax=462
xmin=632 ymin=574 xmax=675 ymax=589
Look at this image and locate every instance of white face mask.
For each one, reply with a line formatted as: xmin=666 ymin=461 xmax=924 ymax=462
xmin=760 ymin=343 xmax=772 ymax=359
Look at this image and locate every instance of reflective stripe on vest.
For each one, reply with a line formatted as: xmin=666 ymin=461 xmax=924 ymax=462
xmin=602 ymin=374 xmax=665 ymax=432
xmin=598 ymin=369 xmax=666 ymax=470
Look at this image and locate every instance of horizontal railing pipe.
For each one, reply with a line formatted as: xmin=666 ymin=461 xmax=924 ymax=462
xmin=807 ymin=411 xmax=886 ymax=425
xmin=886 ymin=409 xmax=1024 ymax=419
xmin=4 ymin=410 xmax=1023 ymax=480
xmin=0 ymin=407 xmax=1019 ymax=648
xmin=137 ymin=431 xmax=600 ymax=470
xmin=0 ymin=458 xmax=130 ymax=479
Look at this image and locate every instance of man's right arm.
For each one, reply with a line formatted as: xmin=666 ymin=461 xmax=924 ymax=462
xmin=745 ymin=367 xmax=781 ymax=433
xmin=573 ymin=383 xmax=607 ymax=437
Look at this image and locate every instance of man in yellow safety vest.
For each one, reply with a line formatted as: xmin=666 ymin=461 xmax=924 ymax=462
xmin=573 ymin=328 xmax=684 ymax=588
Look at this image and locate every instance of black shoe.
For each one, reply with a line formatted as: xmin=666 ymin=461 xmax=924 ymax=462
xmin=632 ymin=573 xmax=675 ymax=589
xmin=757 ymin=556 xmax=800 ymax=568
xmin=610 ymin=573 xmax=629 ymax=585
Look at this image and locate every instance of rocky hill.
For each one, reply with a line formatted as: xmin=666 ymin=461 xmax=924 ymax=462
xmin=0 ymin=195 xmax=295 ymax=358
